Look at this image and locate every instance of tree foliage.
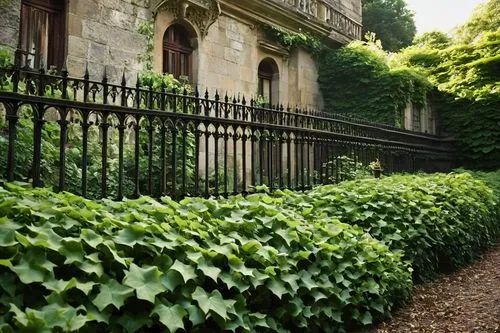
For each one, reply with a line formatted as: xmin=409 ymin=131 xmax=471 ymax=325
xmin=412 ymin=31 xmax=452 ymax=49
xmin=362 ymin=0 xmax=417 ymax=52
xmin=455 ymin=0 xmax=500 ymax=43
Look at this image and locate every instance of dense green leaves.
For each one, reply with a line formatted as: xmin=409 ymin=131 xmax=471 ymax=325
xmin=318 ymin=40 xmax=432 ymax=125
xmin=276 ymin=173 xmax=500 ymax=281
xmin=1 ymin=171 xmax=498 ymax=331
xmin=0 ymin=182 xmax=411 ymax=332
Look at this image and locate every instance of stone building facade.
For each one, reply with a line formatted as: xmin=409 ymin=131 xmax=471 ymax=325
xmin=0 ymin=0 xmax=362 ymax=110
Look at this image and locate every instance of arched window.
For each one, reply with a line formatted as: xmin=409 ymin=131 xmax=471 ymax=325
xmin=19 ymin=0 xmax=66 ymax=69
xmin=258 ymin=58 xmax=279 ymax=106
xmin=163 ymin=24 xmax=193 ymax=79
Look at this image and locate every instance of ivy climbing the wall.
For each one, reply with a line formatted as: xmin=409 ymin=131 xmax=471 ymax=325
xmin=317 ymin=38 xmax=433 ymax=125
xmin=260 ymin=24 xmax=324 ymax=56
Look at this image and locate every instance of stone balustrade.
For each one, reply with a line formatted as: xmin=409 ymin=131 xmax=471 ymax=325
xmin=270 ymin=0 xmax=362 ymax=40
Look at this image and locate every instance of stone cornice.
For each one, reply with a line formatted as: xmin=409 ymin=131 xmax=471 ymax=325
xmin=257 ymin=40 xmax=290 ymax=59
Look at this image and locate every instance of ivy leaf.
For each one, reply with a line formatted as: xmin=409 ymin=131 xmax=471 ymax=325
xmin=161 ymin=270 xmax=184 ymax=292
xmin=152 ymin=303 xmax=187 ymax=332
xmin=360 ymin=311 xmax=373 ymax=325
xmin=0 ymin=227 xmax=16 ymax=247
xmin=169 ymin=260 xmax=197 ymax=284
xmin=117 ymin=312 xmax=149 ymax=333
xmin=60 ymin=239 xmax=85 ymax=264
xmin=185 ymin=304 xmax=205 ymax=326
xmin=198 ymin=260 xmax=221 ymax=282
xmin=267 ymin=279 xmax=288 ymax=299
xmin=241 ymin=240 xmax=262 ymax=253
xmin=81 ymin=229 xmax=104 ymax=249
xmin=123 ymin=264 xmax=164 ymax=303
xmin=192 ymin=287 xmax=231 ymax=320
xmin=114 ymin=226 xmax=146 ymax=247
xmin=11 ymin=250 xmax=55 ymax=284
xmin=92 ymin=279 xmax=134 ymax=311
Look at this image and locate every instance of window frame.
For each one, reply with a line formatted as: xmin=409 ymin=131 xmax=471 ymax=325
xmin=162 ymin=24 xmax=193 ymax=80
xmin=19 ymin=0 xmax=66 ymax=70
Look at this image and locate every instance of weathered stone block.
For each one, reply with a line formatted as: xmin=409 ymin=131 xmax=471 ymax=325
xmin=69 ymin=0 xmax=100 ymax=19
xmin=224 ymin=48 xmax=240 ymax=64
xmin=87 ymin=42 xmax=109 ymax=62
xmin=67 ymin=36 xmax=89 ymax=58
xmin=230 ymin=40 xmax=243 ymax=51
xmin=82 ymin=20 xmax=146 ymax=52
xmin=0 ymin=27 xmax=19 ymax=50
xmin=101 ymin=8 xmax=136 ymax=31
xmin=68 ymin=13 xmax=83 ymax=37
xmin=66 ymin=55 xmax=87 ymax=77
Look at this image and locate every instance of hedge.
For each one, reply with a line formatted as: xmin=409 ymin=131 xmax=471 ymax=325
xmin=276 ymin=173 xmax=500 ymax=281
xmin=0 ymin=183 xmax=410 ymax=332
xmin=0 ymin=172 xmax=498 ymax=332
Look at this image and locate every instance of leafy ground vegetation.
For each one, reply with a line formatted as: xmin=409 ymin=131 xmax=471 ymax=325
xmin=0 ymin=171 xmax=498 ymax=332
xmin=276 ymin=173 xmax=500 ymax=282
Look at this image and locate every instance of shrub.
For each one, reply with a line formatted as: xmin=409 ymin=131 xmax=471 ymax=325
xmin=277 ymin=173 xmax=500 ymax=281
xmin=0 ymin=183 xmax=411 ymax=332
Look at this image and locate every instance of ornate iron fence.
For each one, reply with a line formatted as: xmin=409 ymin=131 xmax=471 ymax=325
xmin=0 ymin=64 xmax=456 ymax=200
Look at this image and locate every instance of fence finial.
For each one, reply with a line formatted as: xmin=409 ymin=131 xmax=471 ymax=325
xmin=121 ymin=68 xmax=127 ymax=86
xmin=84 ymin=62 xmax=89 ymax=80
xmin=102 ymin=66 xmax=108 ymax=83
xmin=61 ymin=58 xmax=68 ymax=76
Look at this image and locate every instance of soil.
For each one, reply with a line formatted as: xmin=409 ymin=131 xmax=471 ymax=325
xmin=369 ymin=244 xmax=500 ymax=333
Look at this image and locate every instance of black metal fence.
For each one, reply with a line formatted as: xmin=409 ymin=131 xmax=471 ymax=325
xmin=0 ymin=63 xmax=456 ymax=200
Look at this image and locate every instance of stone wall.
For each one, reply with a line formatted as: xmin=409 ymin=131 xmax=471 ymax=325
xmin=66 ymin=0 xmax=151 ymax=83
xmin=288 ymin=48 xmax=324 ymax=109
xmin=154 ymin=10 xmax=322 ymax=109
xmin=1 ymin=0 xmax=331 ymax=109
xmin=0 ymin=0 xmax=21 ymax=55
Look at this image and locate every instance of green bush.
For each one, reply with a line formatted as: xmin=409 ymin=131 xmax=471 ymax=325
xmin=276 ymin=173 xmax=500 ymax=281
xmin=455 ymin=168 xmax=500 ymax=198
xmin=0 ymin=183 xmax=411 ymax=332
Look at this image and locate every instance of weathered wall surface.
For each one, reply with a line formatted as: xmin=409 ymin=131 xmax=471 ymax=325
xmin=66 ymin=0 xmax=151 ymax=83
xmin=288 ymin=48 xmax=324 ymax=109
xmin=0 ymin=0 xmax=21 ymax=55
xmin=1 ymin=0 xmax=334 ymax=110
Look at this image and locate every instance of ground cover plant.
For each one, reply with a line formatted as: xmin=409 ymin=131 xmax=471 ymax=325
xmin=276 ymin=173 xmax=500 ymax=282
xmin=0 ymin=183 xmax=411 ymax=332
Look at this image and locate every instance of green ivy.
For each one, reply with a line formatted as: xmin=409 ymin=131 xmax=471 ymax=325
xmin=137 ymin=19 xmax=155 ymax=71
xmin=277 ymin=172 xmax=500 ymax=282
xmin=0 ymin=183 xmax=412 ymax=332
xmin=317 ymin=40 xmax=433 ymax=125
xmin=260 ymin=25 xmax=324 ymax=56
xmin=396 ymin=30 xmax=500 ymax=168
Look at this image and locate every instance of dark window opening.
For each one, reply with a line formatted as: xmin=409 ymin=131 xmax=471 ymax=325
xmin=258 ymin=58 xmax=279 ymax=107
xmin=19 ymin=0 xmax=66 ymax=70
xmin=163 ymin=24 xmax=193 ymax=79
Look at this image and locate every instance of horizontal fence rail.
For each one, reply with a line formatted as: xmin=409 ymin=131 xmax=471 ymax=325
xmin=0 ymin=64 xmax=456 ymax=200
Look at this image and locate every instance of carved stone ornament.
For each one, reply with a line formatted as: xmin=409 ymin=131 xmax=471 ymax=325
xmin=153 ymin=0 xmax=221 ymax=37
